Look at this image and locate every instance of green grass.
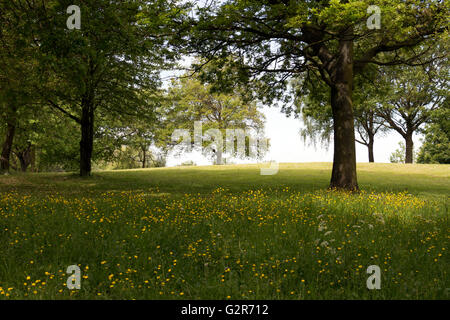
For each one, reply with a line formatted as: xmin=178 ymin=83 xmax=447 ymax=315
xmin=0 ymin=163 xmax=448 ymax=299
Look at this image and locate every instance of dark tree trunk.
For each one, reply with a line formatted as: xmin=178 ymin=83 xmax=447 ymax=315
xmin=16 ymin=145 xmax=33 ymax=172
xmin=142 ymin=147 xmax=147 ymax=169
xmin=10 ymin=159 xmax=18 ymax=171
xmin=216 ymin=147 xmax=223 ymax=165
xmin=30 ymin=147 xmax=36 ymax=172
xmin=80 ymin=101 xmax=95 ymax=177
xmin=368 ymin=133 xmax=375 ymax=163
xmin=329 ymin=33 xmax=359 ymax=191
xmin=18 ymin=154 xmax=28 ymax=172
xmin=368 ymin=144 xmax=374 ymax=163
xmin=0 ymin=107 xmax=17 ymax=173
xmin=405 ymin=133 xmax=414 ymax=164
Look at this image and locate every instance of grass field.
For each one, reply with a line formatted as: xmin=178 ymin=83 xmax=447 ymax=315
xmin=0 ymin=163 xmax=448 ymax=299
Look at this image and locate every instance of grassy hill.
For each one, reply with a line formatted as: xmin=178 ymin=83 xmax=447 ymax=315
xmin=0 ymin=163 xmax=448 ymax=299
xmin=1 ymin=162 xmax=449 ymax=197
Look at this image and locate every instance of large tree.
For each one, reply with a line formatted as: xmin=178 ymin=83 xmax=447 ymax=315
xmin=10 ymin=0 xmax=189 ymax=176
xmin=0 ymin=2 xmax=38 ymax=173
xmin=186 ymin=0 xmax=448 ymax=190
xmin=376 ymin=61 xmax=448 ymax=163
xmin=293 ymin=67 xmax=389 ymax=163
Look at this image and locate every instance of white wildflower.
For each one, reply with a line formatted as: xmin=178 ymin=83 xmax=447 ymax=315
xmin=318 ymin=221 xmax=327 ymax=232
xmin=320 ymin=241 xmax=329 ymax=247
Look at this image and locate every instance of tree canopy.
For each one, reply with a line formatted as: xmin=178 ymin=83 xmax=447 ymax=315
xmin=185 ymin=0 xmax=449 ymax=189
xmin=0 ymin=0 xmax=448 ymax=189
xmin=166 ymin=73 xmax=266 ymax=165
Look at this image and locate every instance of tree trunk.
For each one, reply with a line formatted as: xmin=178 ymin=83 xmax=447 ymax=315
xmin=80 ymin=101 xmax=94 ymax=177
xmin=0 ymin=107 xmax=17 ymax=173
xmin=16 ymin=145 xmax=33 ymax=172
xmin=142 ymin=147 xmax=147 ymax=169
xmin=368 ymin=134 xmax=375 ymax=163
xmin=30 ymin=146 xmax=36 ymax=172
xmin=18 ymin=153 xmax=28 ymax=172
xmin=329 ymin=33 xmax=359 ymax=191
xmin=405 ymin=133 xmax=414 ymax=164
xmin=216 ymin=148 xmax=223 ymax=165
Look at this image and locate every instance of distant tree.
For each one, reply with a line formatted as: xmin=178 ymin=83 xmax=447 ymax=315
xmin=417 ymin=105 xmax=450 ymax=164
xmin=98 ymin=118 xmax=161 ymax=170
xmin=390 ymin=141 xmax=420 ymax=164
xmin=116 ymin=127 xmax=156 ymax=169
xmin=389 ymin=142 xmax=406 ymax=163
xmin=295 ymin=67 xmax=389 ymax=162
xmin=166 ymin=76 xmax=266 ymax=165
xmin=91 ymin=89 xmax=168 ymax=169
xmin=354 ymin=108 xmax=387 ymax=163
xmin=377 ymin=59 xmax=449 ymax=163
xmin=180 ymin=160 xmax=196 ymax=167
xmin=353 ymin=70 xmax=391 ymax=163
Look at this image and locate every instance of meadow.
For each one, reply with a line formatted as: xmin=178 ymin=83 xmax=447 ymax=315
xmin=0 ymin=163 xmax=448 ymax=299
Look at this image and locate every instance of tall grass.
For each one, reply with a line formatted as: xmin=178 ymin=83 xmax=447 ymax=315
xmin=0 ymin=163 xmax=448 ymax=299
